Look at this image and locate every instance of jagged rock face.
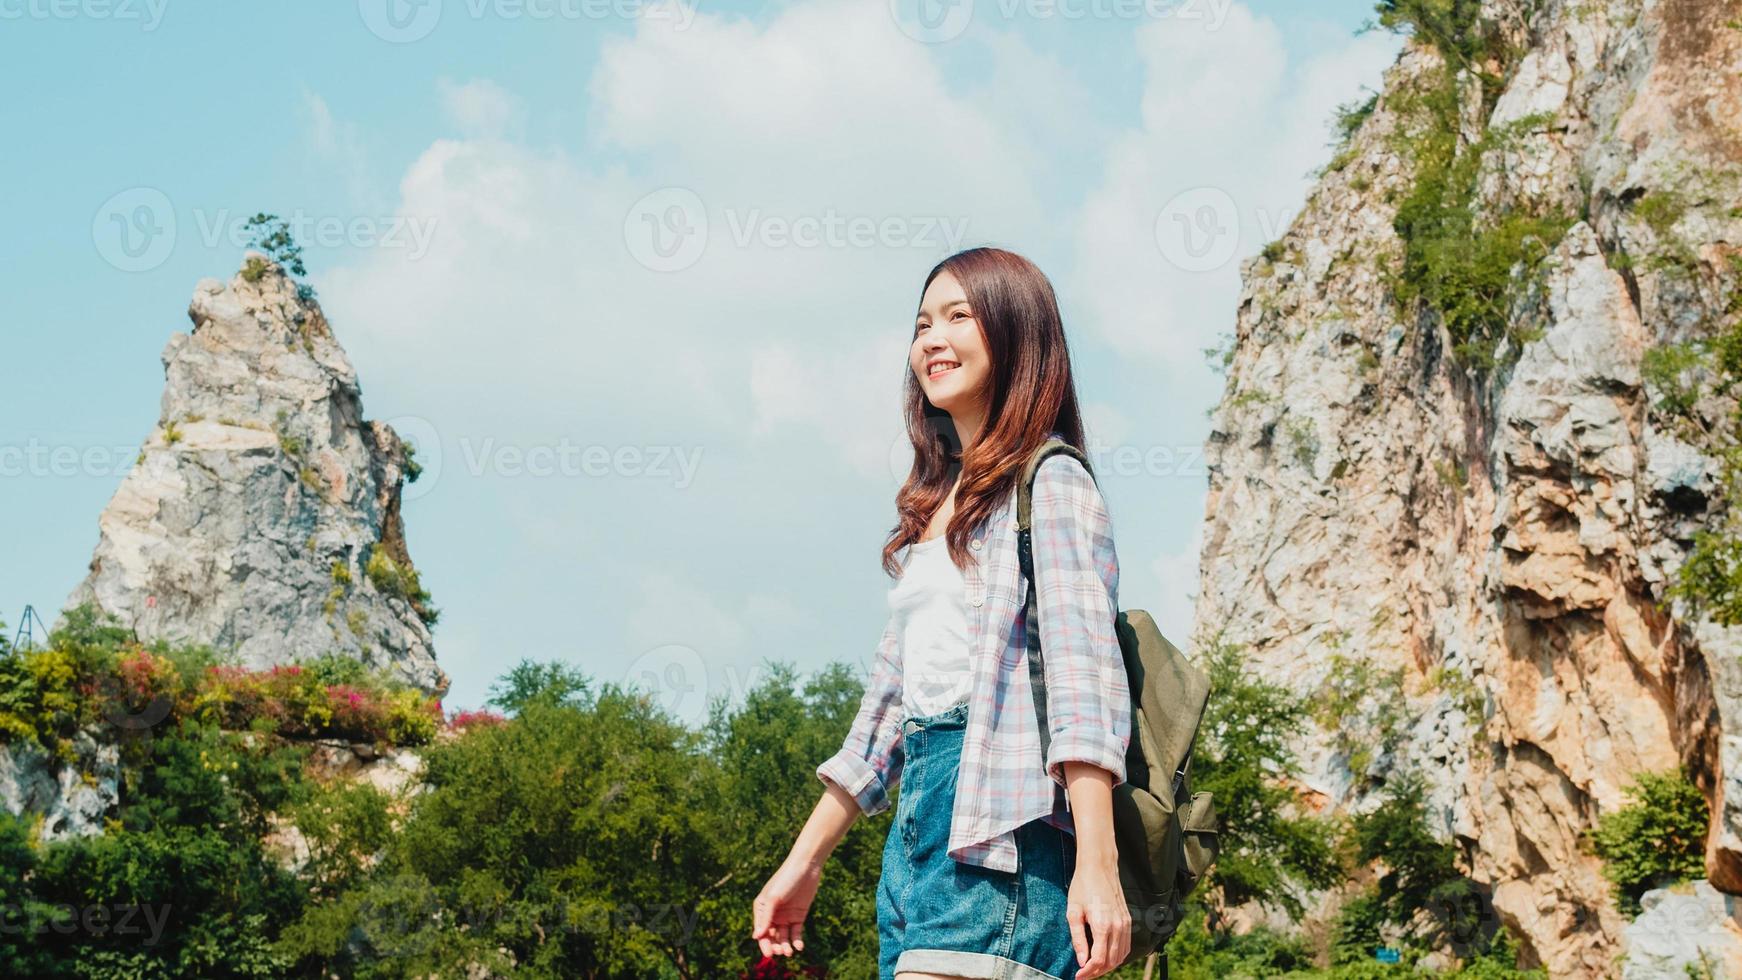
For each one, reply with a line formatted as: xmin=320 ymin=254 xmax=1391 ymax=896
xmin=61 ymin=254 xmax=448 ymax=696
xmin=263 ymin=740 xmax=430 ymax=875
xmin=1196 ymin=0 xmax=1741 ymax=974
xmin=0 ymin=732 xmax=119 ymax=842
xmin=1622 ymin=881 xmax=1742 ymax=980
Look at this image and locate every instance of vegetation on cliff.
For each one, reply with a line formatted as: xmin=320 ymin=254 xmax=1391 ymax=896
xmin=1172 ymin=635 xmax=1541 ymax=979
xmin=1585 ymin=769 xmax=1711 ymax=916
xmin=1372 ymin=0 xmax=1575 ymax=370
xmin=0 ymin=605 xmax=1554 ymax=977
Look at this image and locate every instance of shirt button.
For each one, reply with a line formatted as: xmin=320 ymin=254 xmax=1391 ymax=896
xmin=970 ymin=538 xmax=982 ymax=550
xmin=970 ymin=594 xmax=984 ymax=607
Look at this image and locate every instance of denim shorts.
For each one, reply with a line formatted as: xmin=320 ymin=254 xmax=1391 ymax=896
xmin=876 ymin=699 xmax=1080 ymax=980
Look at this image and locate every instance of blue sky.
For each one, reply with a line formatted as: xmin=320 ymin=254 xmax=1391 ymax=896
xmin=0 ymin=0 xmax=1400 ymax=720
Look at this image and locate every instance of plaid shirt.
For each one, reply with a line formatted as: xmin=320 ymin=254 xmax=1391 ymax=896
xmin=817 ymin=435 xmax=1131 ymax=873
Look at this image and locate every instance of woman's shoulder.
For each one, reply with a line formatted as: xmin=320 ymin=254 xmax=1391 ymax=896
xmin=1030 ymin=440 xmax=1113 ymax=531
xmin=1032 ymin=445 xmax=1097 ymax=494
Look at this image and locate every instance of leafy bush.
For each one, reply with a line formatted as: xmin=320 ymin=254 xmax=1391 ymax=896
xmin=242 ymin=213 xmax=307 ymax=277
xmin=1313 ymin=651 xmax=1407 ymax=788
xmin=1372 ymin=0 xmax=1493 ymax=69
xmin=1334 ymin=92 xmax=1380 ymax=147
xmin=1373 ymin=0 xmax=1573 ymax=369
xmin=0 ymin=604 xmax=444 ymax=752
xmin=485 ymin=657 xmax=595 ymax=714
xmin=1192 ymin=634 xmax=1341 ymax=920
xmin=1656 ymin=257 xmax=1742 ymax=623
xmin=1168 ymin=908 xmax=1317 ymax=979
xmin=363 ymin=548 xmax=438 ymax=627
xmin=1339 ymin=775 xmax=1495 ymax=960
xmin=446 ymin=707 xmax=508 ymax=731
xmin=1386 ymin=78 xmax=1571 ymax=366
xmin=1586 ymin=769 xmax=1709 ymax=915
xmin=2 ymin=717 xmax=311 ymax=978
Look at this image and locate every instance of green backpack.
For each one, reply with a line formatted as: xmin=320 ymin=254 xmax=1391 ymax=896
xmin=1015 ymin=437 xmax=1219 ymax=973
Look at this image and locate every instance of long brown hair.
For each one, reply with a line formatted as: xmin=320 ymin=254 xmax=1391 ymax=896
xmin=881 ymin=246 xmax=1086 ymax=577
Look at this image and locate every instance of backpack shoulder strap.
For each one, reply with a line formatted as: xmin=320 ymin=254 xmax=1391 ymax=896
xmin=1015 ymin=438 xmax=1095 ymax=544
xmin=1015 ymin=437 xmax=1098 ymax=763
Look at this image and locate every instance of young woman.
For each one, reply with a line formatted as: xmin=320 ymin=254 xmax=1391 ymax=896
xmin=751 ymin=247 xmax=1133 ymax=980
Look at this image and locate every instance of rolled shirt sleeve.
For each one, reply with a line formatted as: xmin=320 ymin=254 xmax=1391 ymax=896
xmin=1029 ymin=452 xmax=1131 ymax=789
xmin=816 ymin=611 xmax=907 ymax=816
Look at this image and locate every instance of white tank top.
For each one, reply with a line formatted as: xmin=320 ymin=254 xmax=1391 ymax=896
xmin=890 ymin=534 xmax=974 ymax=718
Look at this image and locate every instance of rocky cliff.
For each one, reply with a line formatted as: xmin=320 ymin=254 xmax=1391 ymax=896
xmin=1196 ymin=0 xmax=1742 ymax=974
xmin=61 ymin=253 xmax=448 ymax=696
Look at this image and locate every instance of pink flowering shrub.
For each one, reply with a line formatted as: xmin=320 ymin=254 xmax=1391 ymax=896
xmin=1 ymin=605 xmax=445 ymax=750
xmin=111 ymin=646 xmax=182 ymax=711
xmin=446 ymin=707 xmax=508 ymax=732
xmin=176 ymin=662 xmax=441 ymax=746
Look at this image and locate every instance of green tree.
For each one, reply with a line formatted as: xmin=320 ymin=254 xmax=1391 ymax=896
xmin=702 ymin=660 xmax=889 ymax=979
xmin=25 ymin=720 xmax=310 ymax=978
xmin=1336 ymin=774 xmax=1490 ymax=963
xmin=242 ymin=213 xmax=307 ymax=277
xmin=1191 ymin=634 xmax=1340 ymax=922
xmin=281 ymin=675 xmax=735 ymax=979
xmin=486 ymin=657 xmax=595 ymax=715
xmin=1586 ymin=769 xmax=1709 ymax=916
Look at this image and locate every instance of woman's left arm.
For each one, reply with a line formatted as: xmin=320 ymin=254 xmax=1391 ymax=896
xmin=1029 ymin=451 xmax=1132 ymax=977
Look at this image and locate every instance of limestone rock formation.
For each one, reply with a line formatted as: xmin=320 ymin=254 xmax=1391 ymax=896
xmin=1196 ymin=0 xmax=1742 ymax=973
xmin=1622 ymin=881 xmax=1742 ymax=979
xmin=0 ymin=732 xmax=119 ymax=842
xmin=61 ymin=253 xmax=448 ymax=696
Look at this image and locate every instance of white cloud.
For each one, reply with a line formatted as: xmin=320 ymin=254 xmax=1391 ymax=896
xmin=1066 ymin=7 xmax=1399 ymax=374
xmin=301 ymin=1 xmax=1397 ymax=705
xmin=437 ymin=78 xmax=527 ymax=139
xmin=1149 ymin=519 xmax=1204 ymax=648
xmin=321 ymin=0 xmax=1063 ymax=475
xmin=300 ymin=89 xmax=381 ymax=211
xmin=749 ymin=331 xmax=912 ymax=481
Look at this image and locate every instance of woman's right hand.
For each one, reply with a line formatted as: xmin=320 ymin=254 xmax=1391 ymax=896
xmin=751 ymin=853 xmax=824 ymax=959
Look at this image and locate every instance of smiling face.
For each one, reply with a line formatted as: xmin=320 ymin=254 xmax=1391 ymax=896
xmin=911 ymin=270 xmax=992 ymax=437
